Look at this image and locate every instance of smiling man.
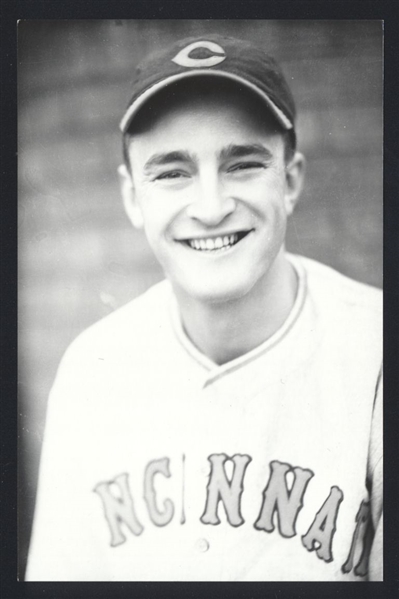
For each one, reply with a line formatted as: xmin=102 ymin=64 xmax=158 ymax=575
xmin=26 ymin=35 xmax=382 ymax=582
xmin=120 ymin=78 xmax=304 ymax=364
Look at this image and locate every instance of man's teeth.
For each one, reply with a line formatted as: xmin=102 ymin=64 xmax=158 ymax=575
xmin=188 ymin=234 xmax=239 ymax=251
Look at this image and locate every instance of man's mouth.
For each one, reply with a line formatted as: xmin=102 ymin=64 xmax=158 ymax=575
xmin=180 ymin=230 xmax=253 ymax=252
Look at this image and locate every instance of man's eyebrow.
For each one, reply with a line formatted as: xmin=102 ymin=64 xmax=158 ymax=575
xmin=219 ymin=144 xmax=273 ymax=161
xmin=143 ymin=151 xmax=195 ymax=172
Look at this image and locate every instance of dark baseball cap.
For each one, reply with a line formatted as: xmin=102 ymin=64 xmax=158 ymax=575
xmin=120 ymin=34 xmax=296 ymax=134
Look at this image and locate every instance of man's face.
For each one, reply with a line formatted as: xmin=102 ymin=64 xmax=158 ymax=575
xmin=123 ymin=86 xmax=304 ymax=304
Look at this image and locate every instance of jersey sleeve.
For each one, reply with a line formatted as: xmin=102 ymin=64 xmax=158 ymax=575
xmin=367 ymin=367 xmax=383 ymax=581
xmin=25 ymin=338 xmax=102 ymax=581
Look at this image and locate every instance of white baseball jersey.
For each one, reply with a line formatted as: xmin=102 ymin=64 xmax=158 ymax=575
xmin=26 ymin=254 xmax=382 ymax=581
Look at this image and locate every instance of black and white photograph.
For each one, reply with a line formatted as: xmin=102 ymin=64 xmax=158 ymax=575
xmin=18 ymin=19 xmax=383 ymax=582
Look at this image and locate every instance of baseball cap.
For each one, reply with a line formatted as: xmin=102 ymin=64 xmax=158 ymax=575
xmin=120 ymin=34 xmax=296 ymax=134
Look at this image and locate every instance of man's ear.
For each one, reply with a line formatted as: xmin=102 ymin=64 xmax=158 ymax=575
xmin=117 ymin=164 xmax=144 ymax=229
xmin=284 ymin=152 xmax=306 ymax=216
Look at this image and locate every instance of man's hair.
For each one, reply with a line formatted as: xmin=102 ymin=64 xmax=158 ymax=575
xmin=122 ymin=77 xmax=296 ymax=173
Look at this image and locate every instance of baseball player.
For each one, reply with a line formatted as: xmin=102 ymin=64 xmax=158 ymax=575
xmin=26 ymin=35 xmax=382 ymax=581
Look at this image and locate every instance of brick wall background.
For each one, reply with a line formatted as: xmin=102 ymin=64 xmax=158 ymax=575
xmin=18 ymin=20 xmax=383 ymax=578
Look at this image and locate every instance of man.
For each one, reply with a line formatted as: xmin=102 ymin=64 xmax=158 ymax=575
xmin=26 ymin=35 xmax=382 ymax=581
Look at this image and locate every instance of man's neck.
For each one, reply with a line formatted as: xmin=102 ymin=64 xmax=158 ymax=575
xmin=173 ymin=252 xmax=298 ymax=365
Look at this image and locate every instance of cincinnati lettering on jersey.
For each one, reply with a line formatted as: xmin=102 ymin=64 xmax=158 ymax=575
xmin=93 ymin=454 xmax=372 ymax=577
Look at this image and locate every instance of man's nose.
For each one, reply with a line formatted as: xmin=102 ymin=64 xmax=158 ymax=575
xmin=186 ymin=175 xmax=236 ymax=226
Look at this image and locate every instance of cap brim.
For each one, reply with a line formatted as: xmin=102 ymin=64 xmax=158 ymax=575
xmin=120 ymin=69 xmax=294 ymax=133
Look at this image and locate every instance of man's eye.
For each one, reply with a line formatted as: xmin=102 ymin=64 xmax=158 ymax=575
xmin=156 ymin=171 xmax=187 ymax=180
xmin=228 ymin=162 xmax=265 ymax=173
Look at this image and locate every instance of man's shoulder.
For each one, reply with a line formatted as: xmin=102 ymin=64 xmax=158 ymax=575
xmin=292 ymin=253 xmax=382 ymax=315
xmin=62 ymin=279 xmax=172 ymax=364
xmin=290 ymin=253 xmax=382 ymax=351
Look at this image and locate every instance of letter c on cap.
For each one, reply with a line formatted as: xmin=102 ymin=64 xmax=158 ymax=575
xmin=172 ymin=41 xmax=226 ymax=68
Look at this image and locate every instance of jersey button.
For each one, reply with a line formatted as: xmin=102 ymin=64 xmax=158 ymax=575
xmin=195 ymin=538 xmax=210 ymax=553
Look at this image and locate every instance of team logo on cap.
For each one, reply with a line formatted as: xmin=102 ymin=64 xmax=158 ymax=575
xmin=172 ymin=41 xmax=226 ymax=68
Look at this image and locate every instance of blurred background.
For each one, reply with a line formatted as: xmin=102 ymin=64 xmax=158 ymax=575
xmin=18 ymin=20 xmax=383 ymax=579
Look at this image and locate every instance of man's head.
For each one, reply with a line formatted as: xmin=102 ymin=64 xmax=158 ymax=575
xmin=119 ymin=36 xmax=305 ymax=305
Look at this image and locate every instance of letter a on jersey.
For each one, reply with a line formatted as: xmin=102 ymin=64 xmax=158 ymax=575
xmin=172 ymin=41 xmax=226 ymax=68
xmin=302 ymin=485 xmax=344 ymax=562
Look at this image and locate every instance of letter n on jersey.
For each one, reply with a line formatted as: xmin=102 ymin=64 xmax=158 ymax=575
xmin=94 ymin=473 xmax=144 ymax=546
xmin=200 ymin=453 xmax=252 ymax=526
xmin=254 ymin=460 xmax=314 ymax=537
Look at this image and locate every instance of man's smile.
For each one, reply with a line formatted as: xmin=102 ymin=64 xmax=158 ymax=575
xmin=178 ymin=230 xmax=254 ymax=252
